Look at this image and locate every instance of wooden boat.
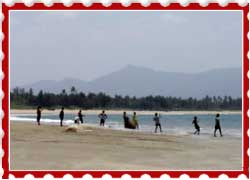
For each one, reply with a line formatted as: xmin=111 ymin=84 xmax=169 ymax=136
xmin=124 ymin=118 xmax=136 ymax=129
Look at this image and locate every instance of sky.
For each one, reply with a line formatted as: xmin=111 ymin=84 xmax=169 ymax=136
xmin=10 ymin=10 xmax=242 ymax=87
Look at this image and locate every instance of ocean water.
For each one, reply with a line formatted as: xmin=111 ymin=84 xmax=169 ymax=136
xmin=11 ymin=113 xmax=242 ymax=138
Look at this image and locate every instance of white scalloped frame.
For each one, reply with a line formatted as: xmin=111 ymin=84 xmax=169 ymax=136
xmin=1 ymin=2 xmax=249 ymax=179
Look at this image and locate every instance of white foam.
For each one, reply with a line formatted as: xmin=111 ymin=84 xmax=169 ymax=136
xmin=10 ymin=116 xmax=74 ymax=125
xmin=10 ymin=116 xmax=242 ymax=138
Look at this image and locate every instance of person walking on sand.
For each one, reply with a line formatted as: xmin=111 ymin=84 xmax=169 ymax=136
xmin=214 ymin=113 xmax=223 ymax=137
xmin=132 ymin=112 xmax=139 ymax=129
xmin=78 ymin=110 xmax=84 ymax=124
xmin=98 ymin=110 xmax=108 ymax=126
xmin=192 ymin=116 xmax=200 ymax=135
xmin=153 ymin=113 xmax=162 ymax=133
xmin=36 ymin=106 xmax=42 ymax=126
xmin=59 ymin=107 xmax=64 ymax=127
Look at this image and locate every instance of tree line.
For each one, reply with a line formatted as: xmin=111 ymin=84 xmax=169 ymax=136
xmin=10 ymin=87 xmax=242 ymax=110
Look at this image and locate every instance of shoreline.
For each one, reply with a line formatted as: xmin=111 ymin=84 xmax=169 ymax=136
xmin=10 ymin=117 xmax=242 ymax=139
xmin=10 ymin=121 xmax=242 ymax=170
xmin=10 ymin=109 xmax=242 ymax=116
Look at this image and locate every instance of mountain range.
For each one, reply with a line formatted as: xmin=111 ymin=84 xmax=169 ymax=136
xmin=17 ymin=65 xmax=242 ymax=98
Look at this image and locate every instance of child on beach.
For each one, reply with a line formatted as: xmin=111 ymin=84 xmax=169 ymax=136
xmin=36 ymin=106 xmax=42 ymax=126
xmin=98 ymin=110 xmax=108 ymax=126
xmin=214 ymin=113 xmax=223 ymax=137
xmin=192 ymin=116 xmax=200 ymax=135
xmin=59 ymin=107 xmax=64 ymax=127
xmin=132 ymin=112 xmax=139 ymax=129
xmin=153 ymin=113 xmax=162 ymax=133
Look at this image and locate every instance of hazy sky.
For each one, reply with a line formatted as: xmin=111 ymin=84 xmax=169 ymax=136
xmin=10 ymin=10 xmax=242 ymax=87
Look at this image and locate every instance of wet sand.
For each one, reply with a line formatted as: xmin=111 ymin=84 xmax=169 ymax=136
xmin=10 ymin=121 xmax=242 ymax=170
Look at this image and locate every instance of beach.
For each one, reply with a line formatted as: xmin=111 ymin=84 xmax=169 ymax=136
xmin=9 ymin=8 xmax=244 ymax=172
xmin=10 ymin=120 xmax=242 ymax=170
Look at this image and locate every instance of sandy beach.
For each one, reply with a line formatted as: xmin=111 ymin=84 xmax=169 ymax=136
xmin=10 ymin=121 xmax=242 ymax=170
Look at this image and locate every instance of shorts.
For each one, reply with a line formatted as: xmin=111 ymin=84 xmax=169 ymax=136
xmin=100 ymin=119 xmax=105 ymax=124
xmin=215 ymin=125 xmax=221 ymax=130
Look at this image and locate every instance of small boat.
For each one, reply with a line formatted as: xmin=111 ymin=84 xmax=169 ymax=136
xmin=124 ymin=118 xmax=136 ymax=129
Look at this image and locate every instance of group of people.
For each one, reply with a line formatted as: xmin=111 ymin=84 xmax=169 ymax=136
xmin=36 ymin=106 xmax=223 ymax=136
xmin=60 ymin=107 xmax=85 ymax=126
xmin=61 ymin=108 xmax=108 ymax=126
xmin=123 ymin=112 xmax=139 ymax=130
xmin=37 ymin=106 xmax=108 ymax=127
xmin=192 ymin=113 xmax=223 ymax=137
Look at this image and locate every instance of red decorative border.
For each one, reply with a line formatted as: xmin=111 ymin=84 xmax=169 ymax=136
xmin=2 ymin=3 xmax=249 ymax=179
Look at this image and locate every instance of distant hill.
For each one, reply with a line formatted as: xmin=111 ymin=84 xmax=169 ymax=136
xmin=20 ymin=77 xmax=88 ymax=94
xmin=17 ymin=65 xmax=242 ymax=98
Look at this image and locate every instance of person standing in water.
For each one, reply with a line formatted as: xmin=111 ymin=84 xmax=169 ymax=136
xmin=98 ymin=110 xmax=108 ymax=126
xmin=132 ymin=112 xmax=139 ymax=129
xmin=192 ymin=116 xmax=200 ymax=135
xmin=36 ymin=106 xmax=42 ymax=126
xmin=153 ymin=113 xmax=162 ymax=133
xmin=214 ymin=113 xmax=223 ymax=137
xmin=59 ymin=107 xmax=64 ymax=127
xmin=123 ymin=111 xmax=130 ymax=128
xmin=78 ymin=110 xmax=84 ymax=124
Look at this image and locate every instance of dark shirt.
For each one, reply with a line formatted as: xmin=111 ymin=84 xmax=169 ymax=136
xmin=78 ymin=112 xmax=83 ymax=119
xmin=123 ymin=115 xmax=130 ymax=127
xmin=59 ymin=110 xmax=64 ymax=120
xmin=99 ymin=113 xmax=107 ymax=120
xmin=153 ymin=116 xmax=160 ymax=125
xmin=37 ymin=109 xmax=41 ymax=118
xmin=215 ymin=118 xmax=221 ymax=128
xmin=123 ymin=115 xmax=129 ymax=122
xmin=192 ymin=119 xmax=199 ymax=129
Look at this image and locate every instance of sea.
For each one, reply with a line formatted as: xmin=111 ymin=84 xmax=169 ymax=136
xmin=10 ymin=113 xmax=242 ymax=138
